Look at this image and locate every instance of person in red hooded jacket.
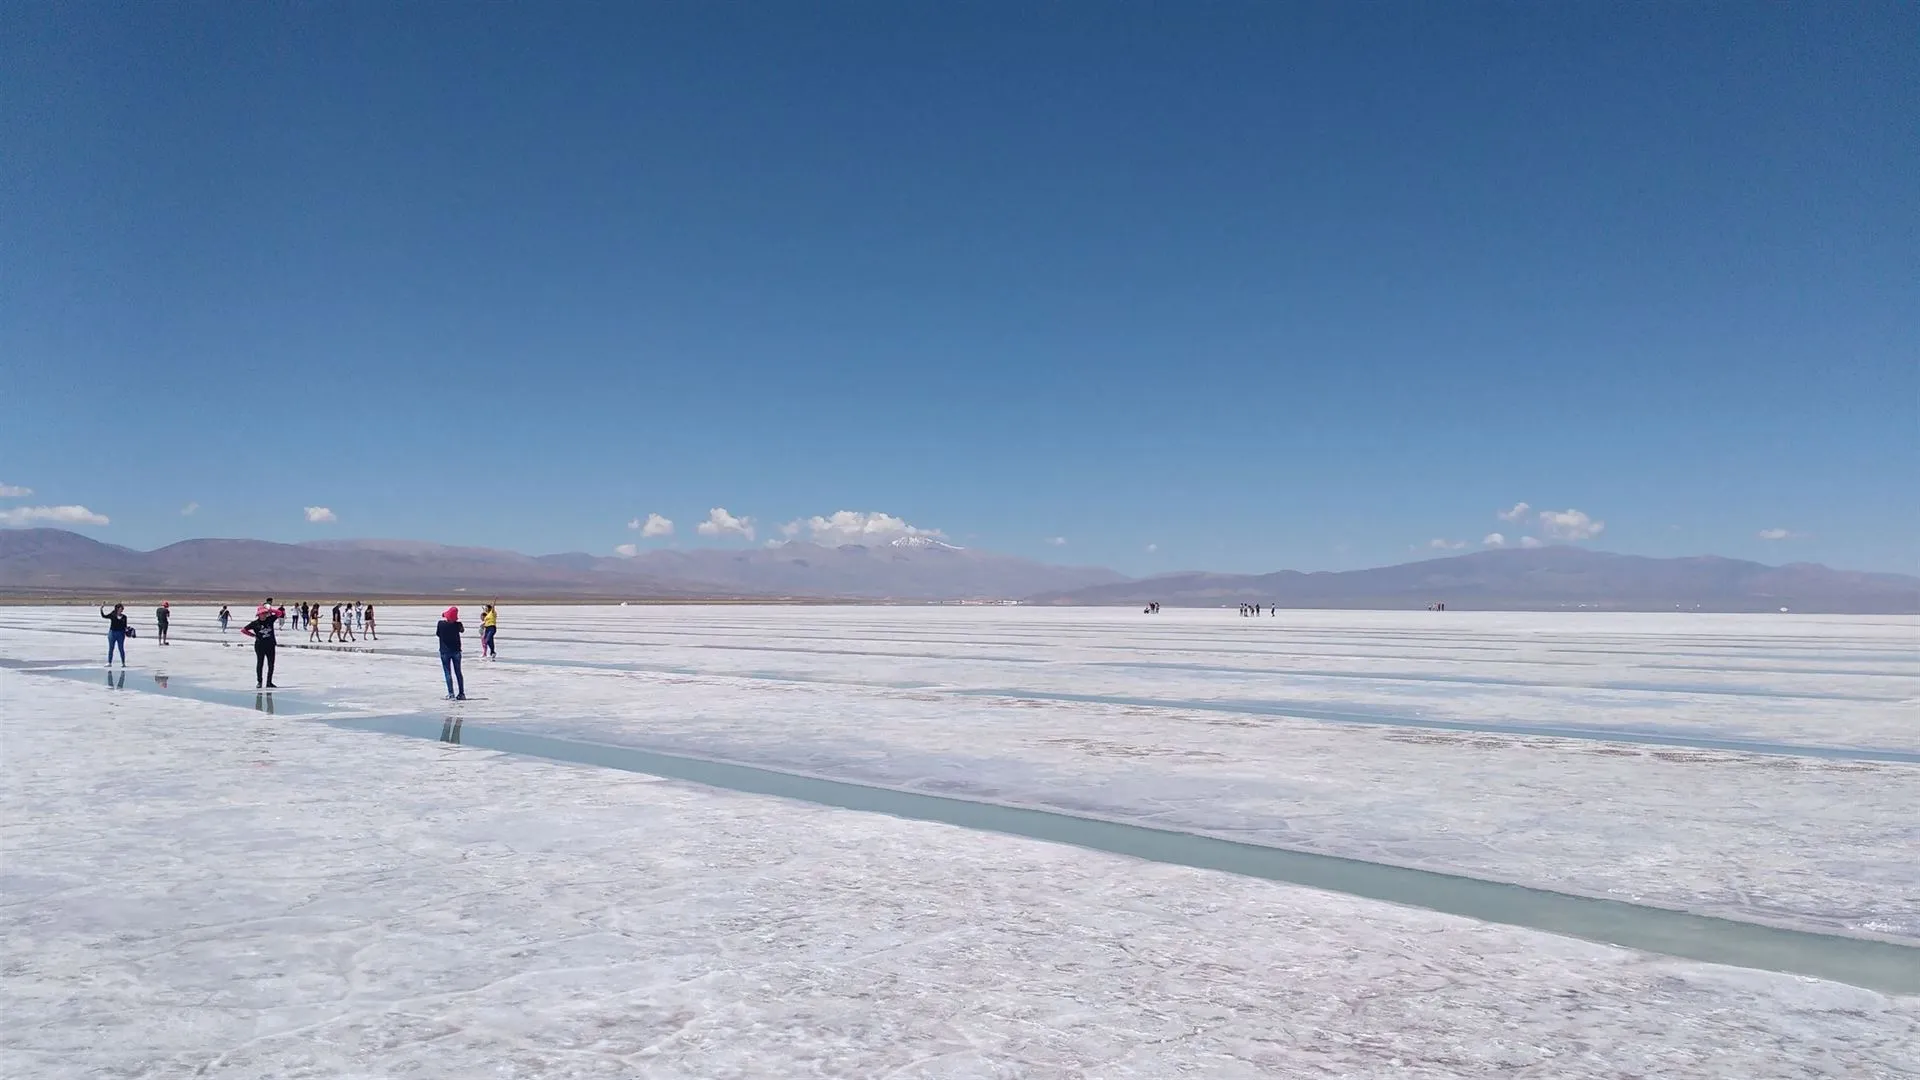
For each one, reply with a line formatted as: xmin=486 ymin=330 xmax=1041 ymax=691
xmin=436 ymin=606 xmax=466 ymax=700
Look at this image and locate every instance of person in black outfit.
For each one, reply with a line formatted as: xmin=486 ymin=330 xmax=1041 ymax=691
xmin=100 ymin=603 xmax=130 ymax=666
xmin=241 ymin=604 xmax=284 ymax=688
xmin=155 ymin=601 xmax=171 ymax=645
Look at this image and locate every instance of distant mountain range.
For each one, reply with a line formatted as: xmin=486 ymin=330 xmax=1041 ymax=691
xmin=1 ymin=529 xmax=1914 ymax=611
xmin=0 ymin=529 xmax=1122 ymax=601
xmin=1032 ymin=546 xmax=1920 ymax=614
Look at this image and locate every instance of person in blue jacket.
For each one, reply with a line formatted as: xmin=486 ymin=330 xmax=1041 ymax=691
xmin=436 ymin=606 xmax=467 ymax=700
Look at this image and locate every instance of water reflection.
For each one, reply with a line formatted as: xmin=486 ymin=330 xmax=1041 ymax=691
xmin=440 ymin=716 xmax=463 ymax=744
xmin=27 ymin=666 xmax=330 ymax=714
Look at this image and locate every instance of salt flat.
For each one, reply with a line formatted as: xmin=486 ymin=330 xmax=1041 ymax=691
xmin=2 ymin=606 xmax=1917 ymax=1076
xmin=5 ymin=671 xmax=1918 ymax=1079
xmin=2 ymin=605 xmax=1912 ymax=940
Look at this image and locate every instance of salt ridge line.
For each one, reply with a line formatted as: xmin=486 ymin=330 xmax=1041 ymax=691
xmin=945 ymin=688 xmax=1920 ymax=764
xmin=5 ymin=624 xmax=1913 ymax=760
xmin=298 ymin=624 xmax=1916 ymax=694
xmin=11 ymin=664 xmax=1917 ymax=995
xmin=32 ymin=616 xmax=1911 ymax=695
xmin=271 ymin=643 xmax=1920 ymax=759
xmin=6 ymin=617 xmax=1912 ymax=678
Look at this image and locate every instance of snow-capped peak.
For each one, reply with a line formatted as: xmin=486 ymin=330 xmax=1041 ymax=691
xmin=889 ymin=535 xmax=961 ymax=551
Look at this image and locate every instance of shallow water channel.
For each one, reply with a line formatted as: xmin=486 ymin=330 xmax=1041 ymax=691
xmin=20 ymin=664 xmax=1920 ymax=996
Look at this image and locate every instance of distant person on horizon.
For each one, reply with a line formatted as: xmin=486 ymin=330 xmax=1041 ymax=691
xmin=218 ymin=605 xmax=231 ymax=633
xmin=155 ymin=601 xmax=171 ymax=646
xmin=101 ymin=603 xmax=130 ymax=666
xmin=480 ymin=604 xmax=498 ymax=659
xmin=437 ymin=606 xmax=467 ymax=700
xmin=242 ymin=603 xmax=283 ymax=688
xmin=364 ymin=603 xmax=377 ymax=640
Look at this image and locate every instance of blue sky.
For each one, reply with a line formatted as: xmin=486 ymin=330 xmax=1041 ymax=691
xmin=4 ymin=4 xmax=1915 ymax=574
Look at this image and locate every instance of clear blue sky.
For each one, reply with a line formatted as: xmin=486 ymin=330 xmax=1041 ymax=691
xmin=4 ymin=4 xmax=1915 ymax=574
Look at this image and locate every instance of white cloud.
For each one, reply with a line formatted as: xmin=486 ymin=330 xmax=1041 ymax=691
xmin=1146 ymin=543 xmax=1158 ymax=553
xmin=0 ymin=483 xmax=32 ymax=498
xmin=1482 ymin=533 xmax=1506 ymax=547
xmin=1519 ymin=535 xmax=1542 ymax=548
xmin=629 ymin=513 xmax=674 ymax=538
xmin=1757 ymin=528 xmax=1798 ymax=541
xmin=696 ymin=507 xmax=755 ymax=541
xmin=1428 ymin=538 xmax=1467 ymax=550
xmin=613 ymin=543 xmax=638 ymax=558
xmin=786 ymin=510 xmax=944 ymax=546
xmin=0 ymin=504 xmax=110 ymax=527
xmin=304 ymin=506 xmax=336 ymax=524
xmin=1496 ymin=501 xmax=1531 ymax=522
xmin=1046 ymin=536 xmax=1068 ymax=546
xmin=1536 ymin=508 xmax=1604 ymax=541
xmin=180 ymin=501 xmax=199 ymax=516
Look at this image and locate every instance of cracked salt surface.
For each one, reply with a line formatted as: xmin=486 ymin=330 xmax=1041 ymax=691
xmin=1 ymin=606 xmax=1917 ymax=945
xmin=5 ymin=672 xmax=1919 ymax=1078
xmin=27 ymin=662 xmax=1916 ymax=988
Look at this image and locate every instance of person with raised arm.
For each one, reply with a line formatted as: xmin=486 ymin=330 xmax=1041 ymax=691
xmin=100 ymin=602 xmax=130 ymax=666
xmin=241 ymin=603 xmax=284 ymax=689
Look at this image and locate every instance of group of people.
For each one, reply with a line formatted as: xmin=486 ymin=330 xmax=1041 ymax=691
xmin=98 ymin=601 xmax=186 ymax=662
xmin=1141 ymin=601 xmax=1162 ymax=614
xmin=100 ymin=600 xmax=500 ymax=699
xmin=215 ymin=601 xmax=377 ymax=640
xmin=1239 ymin=603 xmax=1276 ymax=616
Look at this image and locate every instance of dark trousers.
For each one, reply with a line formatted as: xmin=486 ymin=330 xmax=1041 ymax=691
xmin=255 ymin=641 xmax=276 ymax=685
